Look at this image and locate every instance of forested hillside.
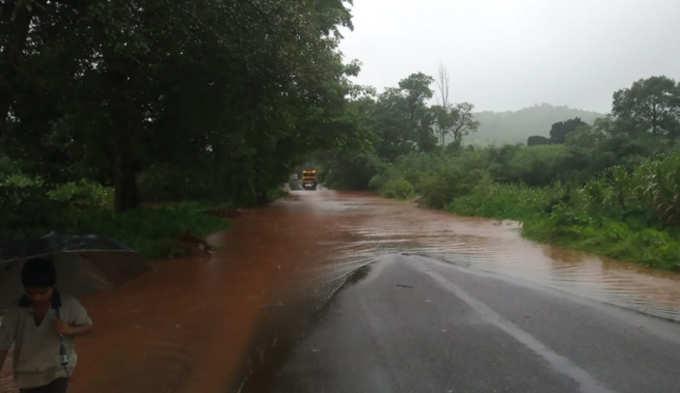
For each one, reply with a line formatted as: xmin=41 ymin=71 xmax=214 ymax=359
xmin=469 ymin=104 xmax=603 ymax=145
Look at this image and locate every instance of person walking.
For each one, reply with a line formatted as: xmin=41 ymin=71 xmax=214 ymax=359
xmin=0 ymin=258 xmax=93 ymax=393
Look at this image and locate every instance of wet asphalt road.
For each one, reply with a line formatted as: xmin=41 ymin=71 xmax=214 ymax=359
xmin=256 ymin=254 xmax=680 ymax=393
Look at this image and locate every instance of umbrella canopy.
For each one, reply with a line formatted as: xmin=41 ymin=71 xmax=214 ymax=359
xmin=1 ymin=232 xmax=133 ymax=263
xmin=0 ymin=232 xmax=148 ymax=308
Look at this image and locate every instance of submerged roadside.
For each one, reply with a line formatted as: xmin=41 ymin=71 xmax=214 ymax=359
xmin=442 ymin=181 xmax=680 ymax=271
xmin=368 ymin=150 xmax=680 ymax=271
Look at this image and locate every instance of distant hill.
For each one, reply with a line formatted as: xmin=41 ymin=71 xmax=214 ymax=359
xmin=466 ymin=103 xmax=604 ymax=146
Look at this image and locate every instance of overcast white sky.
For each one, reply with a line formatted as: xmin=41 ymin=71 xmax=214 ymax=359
xmin=338 ymin=0 xmax=680 ymax=113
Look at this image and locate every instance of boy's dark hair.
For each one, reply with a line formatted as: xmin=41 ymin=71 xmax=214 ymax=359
xmin=21 ymin=257 xmax=57 ymax=288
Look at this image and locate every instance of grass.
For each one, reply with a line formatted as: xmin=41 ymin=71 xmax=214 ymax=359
xmin=524 ymin=216 xmax=680 ymax=270
xmin=443 ymin=182 xmax=680 ymax=271
xmin=71 ymin=201 xmax=232 ymax=258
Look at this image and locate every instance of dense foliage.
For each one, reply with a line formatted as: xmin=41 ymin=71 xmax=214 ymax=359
xmin=1 ymin=0 xmax=364 ymax=250
xmin=319 ymin=71 xmax=479 ymax=190
xmin=2 ymin=0 xmax=358 ymax=210
xmin=321 ymin=74 xmax=680 ymax=269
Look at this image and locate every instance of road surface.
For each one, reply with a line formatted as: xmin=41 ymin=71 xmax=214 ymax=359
xmin=237 ymin=191 xmax=680 ymax=393
xmin=246 ymin=254 xmax=680 ymax=393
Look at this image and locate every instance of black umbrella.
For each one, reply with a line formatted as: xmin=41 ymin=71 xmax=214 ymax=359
xmin=0 ymin=232 xmax=148 ymax=308
xmin=0 ymin=232 xmax=134 ymax=262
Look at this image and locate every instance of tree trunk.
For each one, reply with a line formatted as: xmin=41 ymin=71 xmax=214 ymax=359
xmin=114 ymin=158 xmax=140 ymax=212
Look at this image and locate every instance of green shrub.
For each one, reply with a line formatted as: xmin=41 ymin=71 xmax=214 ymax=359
xmin=0 ymin=172 xmax=60 ymax=241
xmin=418 ymin=173 xmax=452 ymax=208
xmin=379 ymin=177 xmax=414 ymax=199
xmin=320 ymin=151 xmax=382 ymax=190
xmin=524 ymin=216 xmax=680 ymax=270
xmin=632 ymin=151 xmax=680 ymax=225
xmin=447 ymin=181 xmax=553 ymax=220
xmin=368 ymin=165 xmax=402 ymax=191
xmin=47 ymin=179 xmax=114 ymax=210
xmin=490 ymin=144 xmax=575 ymax=186
xmin=74 ymin=202 xmax=231 ymax=258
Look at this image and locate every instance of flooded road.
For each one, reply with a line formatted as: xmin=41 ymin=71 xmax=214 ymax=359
xmin=47 ymin=190 xmax=680 ymax=393
xmin=316 ymin=193 xmax=680 ymax=322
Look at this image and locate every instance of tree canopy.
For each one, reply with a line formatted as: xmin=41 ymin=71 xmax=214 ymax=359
xmin=612 ymin=76 xmax=680 ymax=139
xmin=1 ymin=0 xmax=358 ymax=210
xmin=372 ymin=73 xmax=437 ymax=160
xmin=549 ymin=117 xmax=588 ymax=144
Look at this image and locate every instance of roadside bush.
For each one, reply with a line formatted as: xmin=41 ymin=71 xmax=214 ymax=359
xmin=47 ymin=179 xmax=114 ymax=210
xmin=0 ymin=155 xmax=19 ymax=175
xmin=447 ymin=180 xmax=554 ymax=220
xmin=579 ymin=152 xmax=680 ymax=226
xmin=0 ymin=173 xmax=63 ymax=241
xmin=379 ymin=177 xmax=414 ymax=199
xmin=374 ymin=150 xmax=493 ymax=208
xmin=632 ymin=151 xmax=680 ymax=225
xmin=368 ymin=164 xmax=401 ymax=191
xmin=490 ymin=144 xmax=574 ymax=186
xmin=320 ymin=151 xmax=383 ymax=190
xmin=524 ymin=215 xmax=680 ymax=270
xmin=75 ymin=202 xmax=231 ymax=257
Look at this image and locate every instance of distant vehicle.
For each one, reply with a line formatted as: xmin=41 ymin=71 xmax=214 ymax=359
xmin=301 ymin=169 xmax=318 ymax=190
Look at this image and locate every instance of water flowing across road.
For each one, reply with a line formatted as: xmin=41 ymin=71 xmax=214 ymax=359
xmin=299 ymin=190 xmax=680 ymax=323
xmin=59 ymin=190 xmax=679 ymax=393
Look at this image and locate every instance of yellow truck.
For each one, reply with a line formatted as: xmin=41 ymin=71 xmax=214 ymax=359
xmin=301 ymin=169 xmax=318 ymax=190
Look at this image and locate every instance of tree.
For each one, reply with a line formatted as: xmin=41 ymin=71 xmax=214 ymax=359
xmin=612 ymin=76 xmax=680 ymax=138
xmin=450 ymin=102 xmax=479 ymax=148
xmin=399 ymin=73 xmax=436 ymax=151
xmin=434 ymin=64 xmax=453 ymax=146
xmin=1 ymin=0 xmax=357 ymax=211
xmin=433 ymin=65 xmax=479 ymax=149
xmin=527 ymin=136 xmax=550 ymax=146
xmin=0 ymin=0 xmax=34 ymax=137
xmin=436 ymin=64 xmax=452 ymax=109
xmin=374 ymin=72 xmax=437 ymax=160
xmin=432 ymin=104 xmax=457 ymax=146
xmin=549 ymin=117 xmax=587 ymax=144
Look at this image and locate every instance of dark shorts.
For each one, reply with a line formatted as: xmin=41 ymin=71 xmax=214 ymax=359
xmin=20 ymin=378 xmax=68 ymax=393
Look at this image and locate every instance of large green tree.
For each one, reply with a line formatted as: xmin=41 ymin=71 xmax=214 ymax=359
xmin=373 ymin=72 xmax=436 ymax=161
xmin=1 ymin=0 xmax=357 ymax=210
xmin=549 ymin=117 xmax=587 ymax=144
xmin=449 ymin=102 xmax=479 ymax=148
xmin=612 ymin=76 xmax=680 ymax=138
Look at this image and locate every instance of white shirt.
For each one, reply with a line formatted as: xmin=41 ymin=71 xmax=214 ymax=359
xmin=0 ymin=294 xmax=92 ymax=389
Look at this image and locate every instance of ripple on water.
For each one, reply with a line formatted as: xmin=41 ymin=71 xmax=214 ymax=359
xmin=314 ymin=191 xmax=680 ymax=323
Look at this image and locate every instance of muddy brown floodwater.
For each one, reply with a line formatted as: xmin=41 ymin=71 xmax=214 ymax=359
xmin=45 ymin=191 xmax=680 ymax=393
